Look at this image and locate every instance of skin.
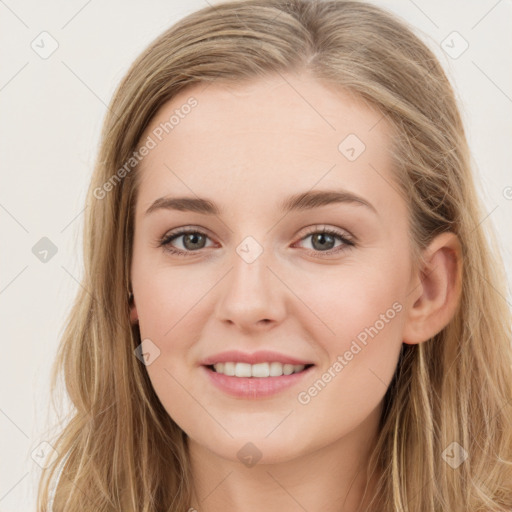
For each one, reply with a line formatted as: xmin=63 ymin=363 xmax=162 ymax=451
xmin=129 ymin=71 xmax=461 ymax=511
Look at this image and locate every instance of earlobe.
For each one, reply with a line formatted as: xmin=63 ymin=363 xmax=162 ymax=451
xmin=402 ymin=232 xmax=462 ymax=345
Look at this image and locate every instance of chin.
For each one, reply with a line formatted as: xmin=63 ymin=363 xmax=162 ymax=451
xmin=191 ymin=430 xmax=313 ymax=467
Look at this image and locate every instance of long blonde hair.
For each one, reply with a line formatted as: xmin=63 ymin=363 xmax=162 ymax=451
xmin=37 ymin=0 xmax=512 ymax=510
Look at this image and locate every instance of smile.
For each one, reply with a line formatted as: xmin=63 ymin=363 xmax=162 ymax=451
xmin=202 ymin=363 xmax=315 ymax=399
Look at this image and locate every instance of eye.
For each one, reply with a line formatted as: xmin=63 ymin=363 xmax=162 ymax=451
xmin=293 ymin=225 xmax=355 ymax=256
xmin=157 ymin=227 xmax=214 ymax=256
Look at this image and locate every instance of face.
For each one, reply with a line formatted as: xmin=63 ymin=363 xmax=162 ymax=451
xmin=130 ymin=72 xmax=414 ymax=464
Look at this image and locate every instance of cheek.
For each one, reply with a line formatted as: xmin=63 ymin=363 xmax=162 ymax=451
xmin=133 ymin=268 xmax=206 ymax=428
xmin=133 ymin=255 xmax=208 ymax=339
xmin=132 ymin=262 xmax=214 ymax=400
xmin=298 ymin=255 xmax=407 ymax=401
xmin=294 ymin=268 xmax=405 ymax=439
xmin=303 ymin=260 xmax=406 ymax=342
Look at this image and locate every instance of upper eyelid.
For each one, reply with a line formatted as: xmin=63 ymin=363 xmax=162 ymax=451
xmin=163 ymin=225 xmax=351 ymax=237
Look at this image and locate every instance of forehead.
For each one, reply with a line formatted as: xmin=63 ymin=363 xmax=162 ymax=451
xmin=134 ymin=73 xmax=400 ymax=220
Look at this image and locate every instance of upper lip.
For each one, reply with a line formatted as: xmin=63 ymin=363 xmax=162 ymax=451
xmin=200 ymin=350 xmax=314 ymax=366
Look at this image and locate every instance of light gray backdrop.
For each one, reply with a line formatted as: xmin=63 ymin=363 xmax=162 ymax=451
xmin=1 ymin=0 xmax=511 ymax=509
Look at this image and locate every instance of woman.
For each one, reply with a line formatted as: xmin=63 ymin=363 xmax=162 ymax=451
xmin=37 ymin=0 xmax=512 ymax=510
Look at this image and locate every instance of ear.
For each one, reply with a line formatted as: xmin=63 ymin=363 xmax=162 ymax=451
xmin=402 ymin=231 xmax=462 ymax=345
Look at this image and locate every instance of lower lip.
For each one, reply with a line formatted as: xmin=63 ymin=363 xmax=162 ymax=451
xmin=201 ymin=365 xmax=315 ymax=399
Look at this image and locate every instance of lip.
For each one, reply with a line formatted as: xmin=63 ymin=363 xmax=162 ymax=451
xmin=200 ymin=350 xmax=314 ymax=366
xmin=201 ymin=364 xmax=315 ymax=399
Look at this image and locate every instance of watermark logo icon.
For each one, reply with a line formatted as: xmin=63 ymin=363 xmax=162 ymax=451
xmin=31 ymin=31 xmax=59 ymax=59
xmin=237 ymin=442 xmax=262 ymax=468
xmin=134 ymin=338 xmax=161 ymax=365
xmin=442 ymin=441 xmax=469 ymax=468
xmin=236 ymin=236 xmax=263 ymax=264
xmin=32 ymin=237 xmax=58 ymax=263
xmin=31 ymin=441 xmax=59 ymax=469
xmin=338 ymin=134 xmax=366 ymax=161
xmin=441 ymin=31 xmax=469 ymax=59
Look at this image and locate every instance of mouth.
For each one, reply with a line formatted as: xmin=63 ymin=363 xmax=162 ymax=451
xmin=201 ymin=362 xmax=316 ymax=399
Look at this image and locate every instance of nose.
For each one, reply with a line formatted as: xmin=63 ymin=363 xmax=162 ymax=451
xmin=214 ymin=245 xmax=287 ymax=332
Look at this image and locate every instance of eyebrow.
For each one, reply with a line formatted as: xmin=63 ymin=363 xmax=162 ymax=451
xmin=144 ymin=189 xmax=377 ymax=217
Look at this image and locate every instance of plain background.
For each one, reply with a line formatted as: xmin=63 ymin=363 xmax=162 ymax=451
xmin=1 ymin=0 xmax=511 ymax=509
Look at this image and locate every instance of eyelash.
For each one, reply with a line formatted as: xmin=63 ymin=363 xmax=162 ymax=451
xmin=156 ymin=225 xmax=355 ymax=258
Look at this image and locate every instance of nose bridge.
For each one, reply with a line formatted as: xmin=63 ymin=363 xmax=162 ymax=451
xmin=214 ymin=234 xmax=286 ymax=327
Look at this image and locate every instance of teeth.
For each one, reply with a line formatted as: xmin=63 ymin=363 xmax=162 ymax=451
xmin=212 ymin=362 xmax=307 ymax=377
